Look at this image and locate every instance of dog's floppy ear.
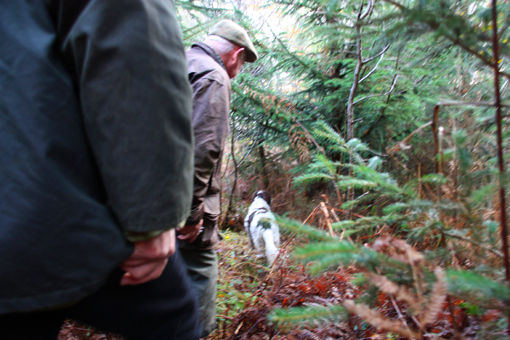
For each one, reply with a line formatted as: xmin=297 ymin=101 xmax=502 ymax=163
xmin=254 ymin=190 xmax=272 ymax=206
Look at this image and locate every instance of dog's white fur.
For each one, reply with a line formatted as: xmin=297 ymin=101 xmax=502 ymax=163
xmin=244 ymin=191 xmax=280 ymax=266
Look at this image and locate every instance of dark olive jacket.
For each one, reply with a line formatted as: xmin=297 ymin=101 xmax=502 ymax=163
xmin=0 ymin=0 xmax=193 ymax=313
xmin=179 ymin=43 xmax=231 ymax=250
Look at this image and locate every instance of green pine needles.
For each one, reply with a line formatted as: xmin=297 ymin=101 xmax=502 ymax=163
xmin=270 ymin=121 xmax=510 ymax=337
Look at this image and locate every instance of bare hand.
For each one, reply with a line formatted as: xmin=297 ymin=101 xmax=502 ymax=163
xmin=120 ymin=229 xmax=176 ymax=286
xmin=176 ymin=220 xmax=203 ymax=243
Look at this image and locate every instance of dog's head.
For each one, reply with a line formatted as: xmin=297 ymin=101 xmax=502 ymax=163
xmin=253 ymin=190 xmax=272 ymax=206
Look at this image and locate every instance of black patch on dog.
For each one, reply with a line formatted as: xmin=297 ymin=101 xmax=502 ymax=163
xmin=260 ymin=220 xmax=271 ymax=230
xmin=253 ymin=190 xmax=272 ymax=206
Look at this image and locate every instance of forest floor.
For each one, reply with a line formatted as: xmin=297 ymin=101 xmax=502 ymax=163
xmin=204 ymin=231 xmax=491 ymax=340
xmin=59 ymin=229 xmax=505 ymax=340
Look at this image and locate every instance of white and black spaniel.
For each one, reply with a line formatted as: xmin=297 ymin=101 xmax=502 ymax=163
xmin=244 ymin=190 xmax=280 ymax=266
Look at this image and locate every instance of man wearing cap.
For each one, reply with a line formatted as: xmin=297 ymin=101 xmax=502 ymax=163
xmin=176 ymin=19 xmax=258 ymax=336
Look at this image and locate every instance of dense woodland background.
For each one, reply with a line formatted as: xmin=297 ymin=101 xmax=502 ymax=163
xmin=60 ymin=0 xmax=510 ymax=339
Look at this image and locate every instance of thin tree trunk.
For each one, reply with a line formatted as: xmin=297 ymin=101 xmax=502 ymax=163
xmin=258 ymin=143 xmax=269 ymax=189
xmin=432 ymin=105 xmax=440 ymax=174
xmin=345 ymin=1 xmax=375 ymax=207
xmin=346 ymin=16 xmax=364 ymax=206
xmin=490 ymin=0 xmax=510 ymax=332
xmin=221 ymin=116 xmax=239 ymax=229
xmin=346 ymin=30 xmax=362 ymax=142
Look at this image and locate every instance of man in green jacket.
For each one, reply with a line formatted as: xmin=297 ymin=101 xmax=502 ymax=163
xmin=177 ymin=20 xmax=258 ymax=337
xmin=0 ymin=1 xmax=200 ymax=339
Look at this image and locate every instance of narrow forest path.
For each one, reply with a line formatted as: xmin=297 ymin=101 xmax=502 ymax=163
xmin=207 ymin=230 xmax=486 ymax=340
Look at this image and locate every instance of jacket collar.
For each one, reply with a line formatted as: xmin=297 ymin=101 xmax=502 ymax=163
xmin=191 ymin=42 xmax=227 ymax=71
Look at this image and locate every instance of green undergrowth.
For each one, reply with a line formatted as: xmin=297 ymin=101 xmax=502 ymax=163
xmin=211 ymin=229 xmax=272 ymax=337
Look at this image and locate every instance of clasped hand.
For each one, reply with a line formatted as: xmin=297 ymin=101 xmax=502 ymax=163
xmin=176 ymin=219 xmax=203 ymax=243
xmin=120 ymin=228 xmax=176 ymax=286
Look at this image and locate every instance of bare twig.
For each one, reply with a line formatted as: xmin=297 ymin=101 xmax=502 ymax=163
xmin=386 ymin=121 xmax=432 ymax=155
xmin=437 ymin=100 xmax=509 ymax=107
xmin=382 ymin=0 xmax=405 ymax=10
xmin=294 ymin=120 xmax=327 ymax=156
xmin=228 ymin=129 xmax=259 ymax=176
xmin=320 ymin=202 xmax=336 ymax=237
xmin=359 ymin=0 xmax=374 ymax=20
xmin=389 ymin=296 xmax=415 ymax=334
xmin=359 ymin=52 xmax=387 ymax=83
xmin=362 ymin=43 xmax=391 ymax=65
xmin=329 ymin=206 xmax=366 ymax=219
xmin=442 ymin=231 xmax=504 ymax=258
xmin=303 ymin=204 xmax=322 ymax=225
xmin=354 ymin=75 xmax=400 ymax=104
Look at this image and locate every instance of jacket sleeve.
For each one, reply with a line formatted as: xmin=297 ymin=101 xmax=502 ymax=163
xmin=186 ymin=76 xmax=230 ymax=225
xmin=57 ymin=0 xmax=194 ymax=233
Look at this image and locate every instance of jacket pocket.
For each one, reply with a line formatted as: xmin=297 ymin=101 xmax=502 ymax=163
xmin=204 ymin=194 xmax=220 ymax=215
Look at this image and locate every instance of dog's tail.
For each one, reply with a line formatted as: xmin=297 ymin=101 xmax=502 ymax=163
xmin=262 ymin=228 xmax=279 ymax=266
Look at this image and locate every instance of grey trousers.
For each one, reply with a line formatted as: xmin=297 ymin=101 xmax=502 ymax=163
xmin=179 ymin=248 xmax=218 ymax=338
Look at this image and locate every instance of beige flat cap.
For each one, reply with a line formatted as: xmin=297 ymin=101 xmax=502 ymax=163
xmin=210 ymin=20 xmax=258 ymax=62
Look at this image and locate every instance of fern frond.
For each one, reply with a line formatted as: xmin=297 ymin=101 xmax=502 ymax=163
xmin=293 ymin=242 xmax=393 ymax=275
xmin=364 ymin=272 xmax=421 ymax=313
xmin=343 ymin=300 xmax=422 ymax=339
xmin=315 ymin=153 xmax=339 ymax=176
xmin=340 ymin=199 xmax=357 ymax=210
xmin=346 ymin=138 xmax=369 ymax=152
xmin=419 ymin=174 xmax=447 ymax=185
xmin=382 ymin=202 xmax=410 ymax=214
xmin=332 ymin=216 xmax=391 ymax=235
xmin=306 ymin=253 xmax=361 ymax=275
xmin=407 ymin=199 xmax=435 ymax=211
xmin=367 ymin=156 xmax=383 ymax=170
xmin=348 ymin=165 xmax=404 ymax=196
xmin=275 ymin=215 xmax=334 ymax=242
xmin=294 ymin=173 xmax=332 ymax=186
xmin=312 ymin=121 xmax=345 ymax=146
xmin=419 ymin=267 xmax=447 ymax=327
xmin=437 ymin=199 xmax=465 ymax=214
xmin=353 ymin=166 xmax=403 ymax=195
xmin=337 ymin=178 xmax=378 ymax=189
xmin=352 ymin=216 xmax=391 ymax=226
xmin=269 ymin=304 xmax=347 ymax=325
xmin=469 ymin=183 xmax=497 ymax=206
xmin=446 ymin=269 xmax=510 ymax=303
xmin=328 ymin=144 xmax=349 ymax=153
xmin=330 ymin=220 xmax=357 ymax=230
xmin=372 ymin=236 xmax=425 ymax=266
xmin=307 ymin=158 xmax=343 ymax=170
xmin=293 ymin=241 xmax=358 ymax=261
